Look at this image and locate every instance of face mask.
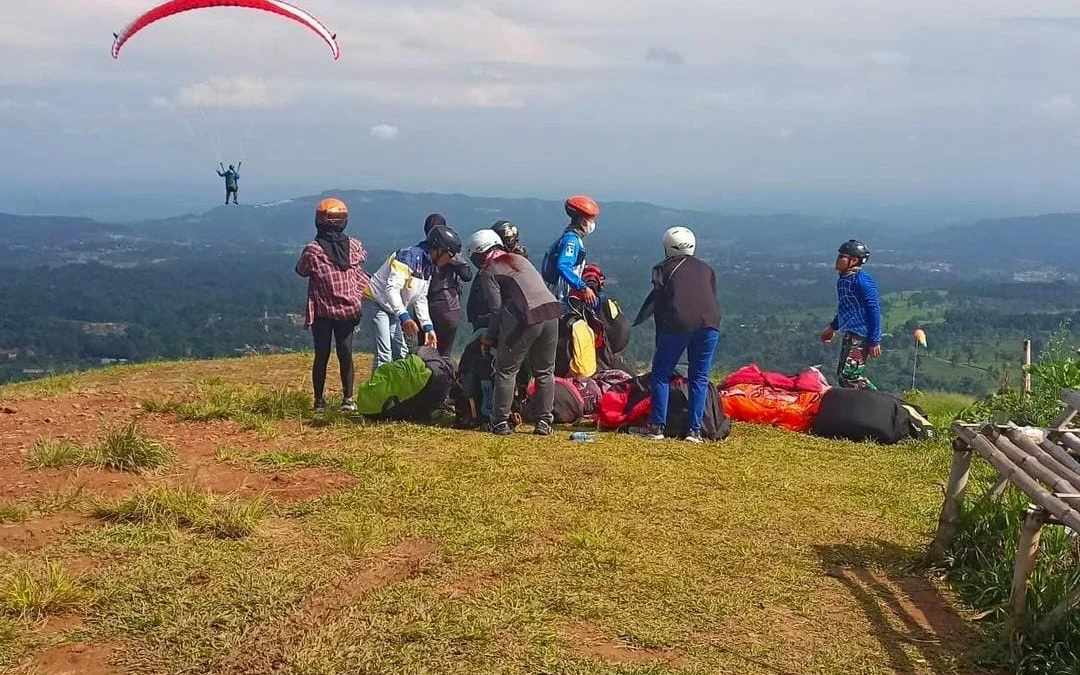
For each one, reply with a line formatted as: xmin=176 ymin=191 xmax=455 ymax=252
xmin=582 ymin=218 xmax=596 ymax=235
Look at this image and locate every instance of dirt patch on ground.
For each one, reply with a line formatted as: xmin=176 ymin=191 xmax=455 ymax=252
xmin=24 ymin=642 xmax=121 ymax=675
xmin=166 ymin=465 xmax=357 ymax=504
xmin=563 ymin=621 xmax=686 ymax=667
xmin=0 ymin=393 xmax=145 ymax=502
xmin=827 ymin=566 xmax=970 ymax=640
xmin=36 ymin=613 xmax=88 ymax=638
xmin=216 ymin=538 xmax=439 ymax=674
xmin=0 ymin=513 xmax=98 ymax=555
xmin=301 ymin=538 xmax=440 ymax=615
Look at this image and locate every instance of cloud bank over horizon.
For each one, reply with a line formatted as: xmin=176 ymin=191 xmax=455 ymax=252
xmin=6 ymin=0 xmax=1080 ymax=216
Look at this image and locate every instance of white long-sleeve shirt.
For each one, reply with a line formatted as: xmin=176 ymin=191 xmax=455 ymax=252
xmin=363 ymin=243 xmax=435 ymax=331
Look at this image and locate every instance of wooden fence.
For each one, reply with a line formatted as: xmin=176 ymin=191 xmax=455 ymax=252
xmin=931 ymin=389 xmax=1080 ymax=647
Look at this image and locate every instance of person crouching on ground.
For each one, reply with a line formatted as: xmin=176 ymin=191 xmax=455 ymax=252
xmin=364 ymin=224 xmax=463 ymax=371
xmin=424 ymin=214 xmax=472 ymax=358
xmin=295 ymin=198 xmax=369 ymax=413
xmin=646 ymin=226 xmax=722 ymax=443
xmin=820 ymin=239 xmax=882 ymax=389
xmin=468 ymin=229 xmax=564 ymax=436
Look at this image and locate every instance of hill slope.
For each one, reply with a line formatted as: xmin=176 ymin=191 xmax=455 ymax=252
xmin=0 ymin=356 xmax=978 ymax=674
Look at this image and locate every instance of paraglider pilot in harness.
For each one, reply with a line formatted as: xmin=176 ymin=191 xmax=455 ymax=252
xmin=217 ymin=162 xmax=241 ymax=205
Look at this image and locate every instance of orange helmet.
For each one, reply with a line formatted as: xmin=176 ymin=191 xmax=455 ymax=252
xmin=565 ymin=195 xmax=599 ymax=219
xmin=316 ymin=198 xmax=348 ymax=228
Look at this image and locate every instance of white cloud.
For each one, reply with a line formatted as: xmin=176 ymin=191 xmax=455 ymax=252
xmin=370 ymin=124 xmax=400 ymax=141
xmin=867 ymin=51 xmax=913 ymax=68
xmin=171 ymin=77 xmax=280 ymax=109
xmin=1035 ymin=94 xmax=1076 ymax=119
xmin=466 ymin=85 xmax=525 ymax=109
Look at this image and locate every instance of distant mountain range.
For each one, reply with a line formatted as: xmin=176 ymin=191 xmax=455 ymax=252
xmin=2 ymin=189 xmax=1078 ymax=274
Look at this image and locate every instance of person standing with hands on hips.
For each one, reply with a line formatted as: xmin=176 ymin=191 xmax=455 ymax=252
xmin=364 ymin=225 xmax=463 ymax=372
xmin=820 ymin=239 xmax=882 ymax=389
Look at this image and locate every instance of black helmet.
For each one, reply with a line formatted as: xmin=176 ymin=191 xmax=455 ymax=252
xmin=838 ymin=239 xmax=870 ymax=264
xmin=427 ymin=225 xmax=462 ymax=255
xmin=491 ymin=220 xmax=520 ymax=249
xmin=423 ymin=213 xmax=446 ymax=235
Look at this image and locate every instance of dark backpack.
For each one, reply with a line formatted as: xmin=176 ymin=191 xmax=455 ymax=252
xmin=810 ymin=389 xmax=934 ymax=445
xmin=541 ymin=234 xmax=568 ymax=286
xmin=523 ymin=377 xmax=585 ymax=424
xmin=621 ymin=372 xmax=730 ymax=441
xmin=598 ymin=297 xmax=631 ymax=354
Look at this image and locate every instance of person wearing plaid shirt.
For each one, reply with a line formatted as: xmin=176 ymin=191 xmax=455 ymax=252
xmin=295 ymin=198 xmax=370 ymax=412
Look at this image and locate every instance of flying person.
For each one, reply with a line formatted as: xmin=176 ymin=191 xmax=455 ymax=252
xmin=541 ymin=196 xmax=600 ymax=307
xmin=217 ymin=162 xmax=241 ymax=205
xmin=820 ymin=239 xmax=882 ymax=389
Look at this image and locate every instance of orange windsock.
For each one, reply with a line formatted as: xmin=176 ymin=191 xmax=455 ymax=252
xmin=914 ymin=329 xmax=927 ymax=348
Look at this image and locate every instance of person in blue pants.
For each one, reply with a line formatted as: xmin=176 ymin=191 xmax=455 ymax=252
xmin=642 ymin=226 xmax=722 ymax=443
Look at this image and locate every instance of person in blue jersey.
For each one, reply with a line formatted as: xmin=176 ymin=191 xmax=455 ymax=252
xmin=541 ymin=195 xmax=600 ymax=308
xmin=217 ymin=162 xmax=240 ymax=204
xmin=820 ymin=239 xmax=882 ymax=389
xmin=364 ymin=225 xmax=463 ymax=372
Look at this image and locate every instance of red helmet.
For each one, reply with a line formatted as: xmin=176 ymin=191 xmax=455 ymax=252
xmin=565 ymin=195 xmax=599 ymax=219
xmin=581 ymin=263 xmax=605 ymax=290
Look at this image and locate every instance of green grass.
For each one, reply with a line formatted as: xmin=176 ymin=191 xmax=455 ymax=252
xmin=26 ymin=424 xmax=173 ymax=473
xmin=0 ymin=356 xmax=1009 ymax=674
xmin=0 ymin=373 xmax=80 ymax=402
xmin=92 ymin=484 xmax=271 ymax=539
xmin=0 ymin=561 xmax=89 ymax=619
xmin=144 ymin=381 xmax=310 ymax=433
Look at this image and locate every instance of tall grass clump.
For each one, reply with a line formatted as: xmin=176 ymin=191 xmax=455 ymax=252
xmin=0 ymin=561 xmax=89 ymax=619
xmin=143 ymin=382 xmax=309 ymax=432
xmin=93 ymin=484 xmax=270 ymax=539
xmin=25 ymin=424 xmax=172 ymax=473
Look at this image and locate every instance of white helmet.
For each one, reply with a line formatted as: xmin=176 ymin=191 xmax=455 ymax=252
xmin=663 ymin=226 xmax=696 ymax=257
xmin=467 ymin=229 xmax=503 ymax=257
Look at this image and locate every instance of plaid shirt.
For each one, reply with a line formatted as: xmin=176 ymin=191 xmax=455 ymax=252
xmin=295 ymin=238 xmax=370 ymax=327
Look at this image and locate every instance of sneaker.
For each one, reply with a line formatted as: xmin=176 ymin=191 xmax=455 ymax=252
xmin=341 ymin=399 xmax=357 ymax=413
xmin=489 ymin=421 xmax=514 ymax=436
xmin=645 ymin=424 xmax=666 ymax=441
xmin=314 ymin=400 xmax=326 ymax=413
xmin=684 ymin=430 xmax=704 ymax=444
xmin=533 ymin=420 xmax=553 ymax=436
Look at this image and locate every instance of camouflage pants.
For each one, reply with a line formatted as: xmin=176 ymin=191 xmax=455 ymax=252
xmin=838 ymin=333 xmax=876 ymax=390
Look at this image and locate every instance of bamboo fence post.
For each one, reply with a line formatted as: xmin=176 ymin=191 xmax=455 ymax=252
xmin=986 ymin=430 xmax=1080 ymax=499
xmin=1022 ymin=340 xmax=1032 ymax=399
xmin=1056 ymin=432 xmax=1080 ymax=459
xmin=1007 ymin=506 xmax=1048 ymax=647
xmin=929 ymin=438 xmax=973 ymax=563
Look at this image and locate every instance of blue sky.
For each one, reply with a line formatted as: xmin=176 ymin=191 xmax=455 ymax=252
xmin=6 ymin=0 xmax=1080 ymax=220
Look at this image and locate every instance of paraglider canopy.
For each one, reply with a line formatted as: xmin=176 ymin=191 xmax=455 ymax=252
xmin=112 ymin=0 xmax=341 ymax=60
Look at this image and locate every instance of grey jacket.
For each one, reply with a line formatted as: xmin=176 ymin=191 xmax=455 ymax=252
xmin=478 ymin=252 xmax=563 ymax=344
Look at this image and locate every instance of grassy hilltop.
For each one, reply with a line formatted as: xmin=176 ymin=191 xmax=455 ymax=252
xmin=0 ymin=355 xmax=987 ymax=675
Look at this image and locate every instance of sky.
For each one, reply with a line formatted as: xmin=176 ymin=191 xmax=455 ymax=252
xmin=5 ymin=0 xmax=1080 ymax=221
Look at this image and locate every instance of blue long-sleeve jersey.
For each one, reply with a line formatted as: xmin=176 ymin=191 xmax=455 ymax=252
xmin=541 ymin=229 xmax=587 ymax=301
xmin=829 ymin=268 xmax=881 ymax=345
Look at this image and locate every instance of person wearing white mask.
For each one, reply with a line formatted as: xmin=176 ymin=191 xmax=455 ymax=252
xmin=540 ymin=195 xmax=600 ymax=308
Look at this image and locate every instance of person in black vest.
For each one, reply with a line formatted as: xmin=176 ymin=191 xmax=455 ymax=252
xmin=424 ymin=213 xmax=472 ymax=357
xmin=639 ymin=226 xmax=722 ymax=443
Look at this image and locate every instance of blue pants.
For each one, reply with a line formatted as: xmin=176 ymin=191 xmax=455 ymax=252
xmin=649 ymin=328 xmax=720 ymax=431
xmin=370 ymin=306 xmax=408 ymax=373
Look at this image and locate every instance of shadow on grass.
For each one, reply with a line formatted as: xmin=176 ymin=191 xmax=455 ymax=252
xmin=815 ymin=540 xmax=980 ymax=675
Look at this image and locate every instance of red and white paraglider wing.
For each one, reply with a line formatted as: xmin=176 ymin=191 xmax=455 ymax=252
xmin=112 ymin=0 xmax=340 ymax=60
